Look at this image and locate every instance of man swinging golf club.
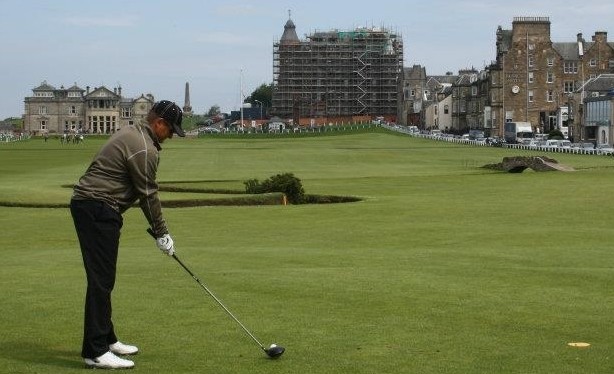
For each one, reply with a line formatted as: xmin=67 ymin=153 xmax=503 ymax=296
xmin=70 ymin=100 xmax=184 ymax=369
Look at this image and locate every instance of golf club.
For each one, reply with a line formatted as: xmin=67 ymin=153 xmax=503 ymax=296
xmin=147 ymin=229 xmax=285 ymax=359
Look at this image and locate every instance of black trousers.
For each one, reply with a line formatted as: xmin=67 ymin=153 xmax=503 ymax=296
xmin=70 ymin=199 xmax=123 ymax=358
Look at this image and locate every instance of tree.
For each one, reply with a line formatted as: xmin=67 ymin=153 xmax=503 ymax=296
xmin=206 ymin=105 xmax=221 ymax=117
xmin=245 ymin=83 xmax=273 ymax=110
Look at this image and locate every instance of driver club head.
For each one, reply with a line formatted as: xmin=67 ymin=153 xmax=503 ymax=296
xmin=264 ymin=343 xmax=285 ymax=359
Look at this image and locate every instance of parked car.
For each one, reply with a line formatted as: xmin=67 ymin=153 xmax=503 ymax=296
xmin=544 ymin=139 xmax=560 ymax=149
xmin=430 ymin=129 xmax=443 ymax=137
xmin=596 ymin=144 xmax=614 ymax=155
xmin=558 ymin=140 xmax=572 ymax=149
xmin=198 ymin=126 xmax=220 ymax=133
xmin=528 ymin=139 xmax=543 ymax=148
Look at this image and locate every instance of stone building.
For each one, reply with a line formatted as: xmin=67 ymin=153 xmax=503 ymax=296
xmin=399 ymin=65 xmax=427 ymax=126
xmin=401 ymin=17 xmax=614 ymax=141
xmin=23 ymin=81 xmax=154 ymax=135
xmin=492 ymin=17 xmax=614 ymax=140
xmin=399 ymin=65 xmax=458 ymax=128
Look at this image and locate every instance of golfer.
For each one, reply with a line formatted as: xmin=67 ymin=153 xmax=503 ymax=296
xmin=70 ymin=100 xmax=185 ymax=369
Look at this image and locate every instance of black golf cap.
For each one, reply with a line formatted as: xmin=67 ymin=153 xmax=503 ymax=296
xmin=152 ymin=100 xmax=185 ymax=137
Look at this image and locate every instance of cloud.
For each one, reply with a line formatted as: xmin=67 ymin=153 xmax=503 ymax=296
xmin=62 ymin=15 xmax=137 ymax=27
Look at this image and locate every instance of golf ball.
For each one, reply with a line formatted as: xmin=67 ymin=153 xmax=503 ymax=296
xmin=269 ymin=344 xmax=277 ymax=348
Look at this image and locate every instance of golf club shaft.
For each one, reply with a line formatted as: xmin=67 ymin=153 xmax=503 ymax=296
xmin=170 ymin=253 xmax=266 ymax=350
xmin=146 ymin=228 xmax=266 ymax=351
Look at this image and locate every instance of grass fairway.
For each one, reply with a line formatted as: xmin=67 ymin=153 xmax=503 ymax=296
xmin=1 ymin=131 xmax=613 ymax=373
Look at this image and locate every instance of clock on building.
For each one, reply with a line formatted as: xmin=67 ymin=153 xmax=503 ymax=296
xmin=511 ymin=85 xmax=520 ymax=94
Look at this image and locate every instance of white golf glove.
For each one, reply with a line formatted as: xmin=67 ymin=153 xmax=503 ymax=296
xmin=156 ymin=234 xmax=175 ymax=256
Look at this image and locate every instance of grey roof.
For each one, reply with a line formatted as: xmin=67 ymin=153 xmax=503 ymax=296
xmin=67 ymin=84 xmax=84 ymax=91
xmin=33 ymin=81 xmax=56 ymax=91
xmin=428 ymin=75 xmax=458 ymax=85
xmin=581 ymin=74 xmax=614 ymax=92
xmin=553 ymin=42 xmax=580 ymax=60
xmin=85 ymin=86 xmax=120 ymax=98
xmin=280 ymin=17 xmax=300 ymax=45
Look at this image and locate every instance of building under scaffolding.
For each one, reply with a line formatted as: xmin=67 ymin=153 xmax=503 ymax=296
xmin=272 ymin=16 xmax=403 ymax=121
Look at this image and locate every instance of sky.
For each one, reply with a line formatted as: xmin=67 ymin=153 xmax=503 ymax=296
xmin=1 ymin=0 xmax=613 ymax=118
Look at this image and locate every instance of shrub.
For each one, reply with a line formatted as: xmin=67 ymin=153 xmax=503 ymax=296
xmin=244 ymin=173 xmax=305 ymax=204
xmin=548 ymin=129 xmax=564 ymax=140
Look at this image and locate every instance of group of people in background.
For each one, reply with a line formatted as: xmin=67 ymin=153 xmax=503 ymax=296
xmin=0 ymin=132 xmax=28 ymax=142
xmin=42 ymin=131 xmax=84 ymax=144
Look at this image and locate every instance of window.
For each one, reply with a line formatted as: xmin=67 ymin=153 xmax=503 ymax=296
xmin=69 ymin=106 xmax=77 ymax=116
xmin=40 ymin=120 xmax=47 ymax=130
xmin=38 ymin=106 xmax=47 ymax=115
xmin=121 ymin=107 xmax=132 ymax=118
xmin=90 ymin=116 xmax=98 ymax=133
xmin=528 ymin=90 xmax=534 ymax=102
xmin=68 ymin=91 xmax=81 ymax=98
xmin=564 ymin=62 xmax=578 ymax=74
xmin=444 ymin=105 xmax=449 ymax=114
xmin=528 ymin=56 xmax=534 ymax=67
xmin=547 ymin=72 xmax=554 ymax=83
xmin=564 ymin=81 xmax=575 ymax=93
xmin=589 ymin=58 xmax=597 ymax=67
xmin=547 ymin=57 xmax=554 ymax=67
xmin=547 ymin=90 xmax=554 ymax=102
xmin=528 ymin=72 xmax=534 ymax=83
xmin=471 ymin=86 xmax=477 ymax=96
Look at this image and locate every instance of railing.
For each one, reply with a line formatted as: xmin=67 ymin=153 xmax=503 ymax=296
xmin=381 ymin=124 xmax=613 ymax=156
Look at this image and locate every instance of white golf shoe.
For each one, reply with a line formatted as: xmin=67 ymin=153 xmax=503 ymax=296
xmin=84 ymin=351 xmax=134 ymax=369
xmin=109 ymin=341 xmax=139 ymax=355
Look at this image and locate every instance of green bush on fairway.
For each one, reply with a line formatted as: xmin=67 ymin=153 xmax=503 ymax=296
xmin=0 ymin=131 xmax=613 ymax=374
xmin=244 ymin=172 xmax=305 ymax=204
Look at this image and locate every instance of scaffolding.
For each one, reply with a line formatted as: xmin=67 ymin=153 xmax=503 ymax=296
xmin=272 ymin=26 xmax=403 ymax=119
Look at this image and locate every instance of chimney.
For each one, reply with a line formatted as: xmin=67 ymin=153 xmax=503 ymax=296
xmin=577 ymin=33 xmax=583 ymax=42
xmin=118 ymin=85 xmax=122 ymax=96
xmin=592 ymin=31 xmax=607 ymax=43
xmin=86 ymin=86 xmax=90 ymax=94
